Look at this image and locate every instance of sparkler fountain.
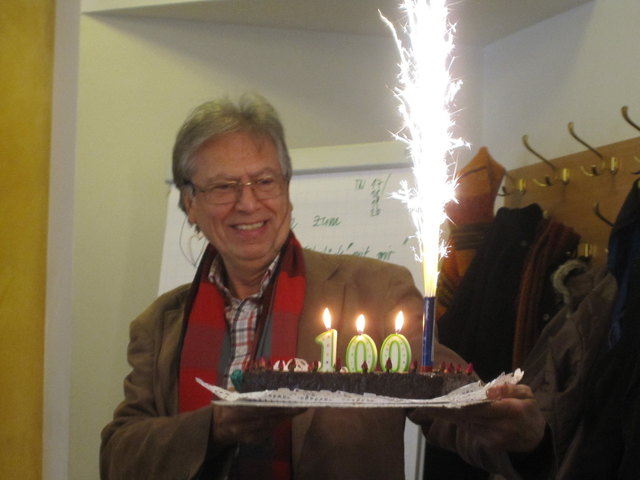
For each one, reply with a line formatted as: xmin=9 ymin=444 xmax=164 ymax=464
xmin=382 ymin=0 xmax=467 ymax=367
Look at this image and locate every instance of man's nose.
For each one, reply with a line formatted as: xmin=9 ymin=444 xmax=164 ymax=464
xmin=234 ymin=183 xmax=260 ymax=210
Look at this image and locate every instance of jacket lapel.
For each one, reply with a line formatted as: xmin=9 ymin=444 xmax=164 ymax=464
xmin=292 ymin=250 xmax=345 ymax=472
xmin=158 ymin=299 xmax=188 ymax=416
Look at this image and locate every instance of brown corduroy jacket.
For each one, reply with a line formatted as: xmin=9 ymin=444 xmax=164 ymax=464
xmin=100 ymin=249 xmax=522 ymax=479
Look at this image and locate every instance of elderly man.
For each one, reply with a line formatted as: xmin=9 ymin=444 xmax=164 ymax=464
xmin=100 ymin=94 xmax=548 ymax=479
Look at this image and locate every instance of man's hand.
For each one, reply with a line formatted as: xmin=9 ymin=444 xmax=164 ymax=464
xmin=409 ymin=383 xmax=546 ymax=453
xmin=211 ymin=405 xmax=306 ymax=446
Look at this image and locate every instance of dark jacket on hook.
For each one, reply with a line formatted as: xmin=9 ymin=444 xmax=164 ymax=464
xmin=522 ymin=263 xmax=616 ymax=479
xmin=438 ymin=204 xmax=543 ymax=381
xmin=524 ymin=180 xmax=640 ymax=479
xmin=606 ymin=179 xmax=640 ymax=345
xmin=573 ymin=180 xmax=640 ymax=479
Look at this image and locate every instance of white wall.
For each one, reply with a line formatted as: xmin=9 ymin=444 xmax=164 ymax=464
xmin=45 ymin=1 xmax=81 ymax=479
xmin=483 ymin=0 xmax=640 ymax=170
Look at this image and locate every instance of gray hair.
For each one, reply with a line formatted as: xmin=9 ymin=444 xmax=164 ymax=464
xmin=172 ymin=93 xmax=292 ymax=212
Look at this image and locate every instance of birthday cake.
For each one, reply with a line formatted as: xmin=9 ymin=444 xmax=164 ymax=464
xmin=235 ymin=361 xmax=475 ymax=400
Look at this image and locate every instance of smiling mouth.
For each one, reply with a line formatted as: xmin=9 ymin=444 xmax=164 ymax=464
xmin=234 ymin=221 xmax=266 ymax=231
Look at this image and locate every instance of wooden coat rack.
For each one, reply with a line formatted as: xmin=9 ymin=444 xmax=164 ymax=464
xmin=502 ymin=108 xmax=640 ymax=265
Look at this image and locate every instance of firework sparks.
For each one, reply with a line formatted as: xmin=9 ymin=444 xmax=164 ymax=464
xmin=382 ymin=0 xmax=467 ymax=365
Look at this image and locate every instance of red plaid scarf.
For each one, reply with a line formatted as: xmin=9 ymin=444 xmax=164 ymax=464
xmin=179 ymin=232 xmax=306 ymax=479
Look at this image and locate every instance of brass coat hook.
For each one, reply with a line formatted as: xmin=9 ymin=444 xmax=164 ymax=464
xmin=622 ymin=105 xmax=640 ymax=132
xmin=497 ymin=177 xmax=526 ymax=196
xmin=577 ymin=242 xmax=594 ymax=260
xmin=522 ymin=135 xmax=570 ymax=187
xmin=622 ymin=107 xmax=640 ymax=167
xmin=593 ymin=201 xmax=614 ymax=227
xmin=568 ymin=122 xmax=619 ymax=176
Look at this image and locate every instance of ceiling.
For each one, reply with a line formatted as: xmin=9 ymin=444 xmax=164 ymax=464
xmin=87 ymin=0 xmax=594 ymax=46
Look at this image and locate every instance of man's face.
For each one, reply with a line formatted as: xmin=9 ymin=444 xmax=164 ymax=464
xmin=184 ymin=131 xmax=292 ymax=273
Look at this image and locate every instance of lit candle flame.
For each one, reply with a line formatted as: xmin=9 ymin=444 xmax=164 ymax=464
xmin=381 ymin=0 xmax=467 ymax=296
xmin=395 ymin=311 xmax=405 ymax=333
xmin=323 ymin=307 xmax=332 ymax=330
xmin=356 ymin=314 xmax=366 ymax=334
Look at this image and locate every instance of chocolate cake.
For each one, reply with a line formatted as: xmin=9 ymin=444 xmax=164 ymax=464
xmin=236 ymin=366 xmax=475 ymax=400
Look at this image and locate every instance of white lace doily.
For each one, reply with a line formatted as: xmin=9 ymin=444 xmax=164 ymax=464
xmin=196 ymin=369 xmax=523 ymax=409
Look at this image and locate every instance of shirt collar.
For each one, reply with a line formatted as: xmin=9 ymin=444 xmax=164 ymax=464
xmin=208 ymin=252 xmax=281 ymax=301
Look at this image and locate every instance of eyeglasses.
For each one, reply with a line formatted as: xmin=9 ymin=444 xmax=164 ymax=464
xmin=188 ymin=175 xmax=286 ymax=205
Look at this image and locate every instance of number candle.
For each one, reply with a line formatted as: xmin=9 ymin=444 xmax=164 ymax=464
xmin=345 ymin=314 xmax=378 ymax=373
xmin=314 ymin=308 xmax=337 ymax=372
xmin=380 ymin=311 xmax=412 ymax=372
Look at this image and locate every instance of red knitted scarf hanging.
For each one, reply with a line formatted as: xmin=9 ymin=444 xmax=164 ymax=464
xmin=178 ymin=232 xmax=306 ymax=479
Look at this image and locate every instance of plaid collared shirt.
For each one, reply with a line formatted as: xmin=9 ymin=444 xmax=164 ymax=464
xmin=209 ymin=254 xmax=280 ymax=388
